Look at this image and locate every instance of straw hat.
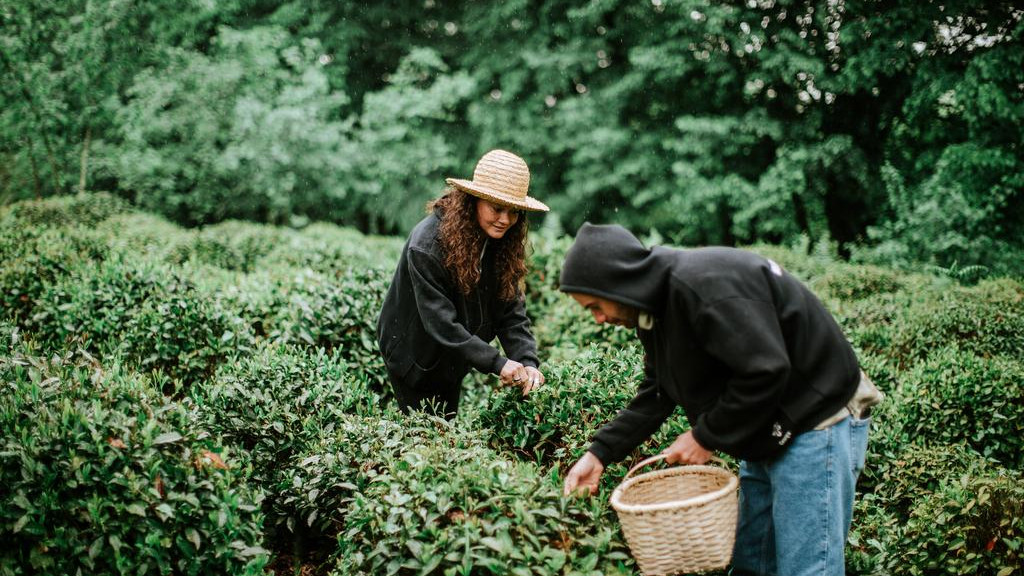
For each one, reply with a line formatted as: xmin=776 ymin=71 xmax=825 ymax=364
xmin=445 ymin=150 xmax=550 ymax=212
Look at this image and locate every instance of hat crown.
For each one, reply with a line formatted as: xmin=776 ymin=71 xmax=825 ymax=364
xmin=472 ymin=150 xmax=530 ymax=200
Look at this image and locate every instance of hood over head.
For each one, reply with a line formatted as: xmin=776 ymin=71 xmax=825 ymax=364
xmin=558 ymin=223 xmax=669 ymax=312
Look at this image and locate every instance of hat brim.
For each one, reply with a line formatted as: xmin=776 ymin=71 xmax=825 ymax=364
xmin=446 ymin=178 xmax=550 ymax=212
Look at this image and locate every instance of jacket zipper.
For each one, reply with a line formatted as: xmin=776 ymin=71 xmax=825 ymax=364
xmin=473 ymin=239 xmax=488 ymax=332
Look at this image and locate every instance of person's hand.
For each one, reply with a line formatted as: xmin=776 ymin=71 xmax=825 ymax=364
xmin=520 ymin=366 xmax=545 ymax=395
xmin=499 ymin=359 xmax=528 ymax=389
xmin=662 ymin=430 xmax=713 ymax=465
xmin=563 ymin=451 xmax=605 ymax=496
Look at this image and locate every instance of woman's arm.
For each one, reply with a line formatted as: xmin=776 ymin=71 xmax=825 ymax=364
xmin=407 ymin=247 xmax=508 ymax=374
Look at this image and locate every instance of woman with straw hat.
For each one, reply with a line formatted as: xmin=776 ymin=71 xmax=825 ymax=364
xmin=377 ymin=149 xmax=550 ymax=417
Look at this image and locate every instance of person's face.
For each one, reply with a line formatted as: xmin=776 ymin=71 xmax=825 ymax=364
xmin=569 ymin=293 xmax=640 ymax=328
xmin=476 ymin=199 xmax=520 ymax=239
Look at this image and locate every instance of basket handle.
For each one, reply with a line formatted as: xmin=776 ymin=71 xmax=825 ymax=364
xmin=624 ymin=454 xmax=729 ymax=480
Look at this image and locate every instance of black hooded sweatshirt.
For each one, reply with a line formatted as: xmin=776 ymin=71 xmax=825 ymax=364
xmin=377 ymin=211 xmax=539 ymax=383
xmin=560 ymin=223 xmax=860 ymax=463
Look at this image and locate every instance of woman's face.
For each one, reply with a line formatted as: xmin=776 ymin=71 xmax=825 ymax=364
xmin=475 ymin=199 xmax=520 ymax=239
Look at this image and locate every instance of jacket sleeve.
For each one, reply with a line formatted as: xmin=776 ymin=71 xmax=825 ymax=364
xmin=407 ymin=247 xmax=507 ymax=374
xmin=588 ymin=351 xmax=674 ymax=466
xmin=495 ymin=296 xmax=539 ymax=369
xmin=689 ymin=297 xmax=792 ymax=454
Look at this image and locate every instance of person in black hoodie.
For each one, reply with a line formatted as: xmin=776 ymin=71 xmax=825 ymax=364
xmin=377 ymin=150 xmax=549 ymax=418
xmin=559 ymin=223 xmax=881 ymax=576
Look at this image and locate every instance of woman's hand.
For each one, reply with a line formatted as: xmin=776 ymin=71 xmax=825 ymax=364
xmin=563 ymin=451 xmax=605 ymax=496
xmin=499 ymin=359 xmax=528 ymax=388
xmin=662 ymin=430 xmax=713 ymax=465
xmin=522 ymin=366 xmax=545 ymax=394
xmin=500 ymin=361 xmax=545 ymax=395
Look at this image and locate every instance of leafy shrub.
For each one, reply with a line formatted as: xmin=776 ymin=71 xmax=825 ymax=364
xmin=216 ymin=265 xmax=390 ymax=385
xmin=811 ymin=263 xmax=904 ymax=302
xmin=279 ymin=412 xmax=489 ymax=537
xmin=0 ymin=347 xmax=268 ymax=576
xmin=853 ymin=444 xmax=1023 ymax=576
xmin=890 ymin=347 xmax=1024 ymax=468
xmin=261 ymin=267 xmax=390 ymax=386
xmin=194 ymin=343 xmax=382 ymax=496
xmin=167 ymin=220 xmax=289 ymax=272
xmin=480 ymin=345 xmax=646 ymax=467
xmin=260 ymin=223 xmax=403 ymax=275
xmin=523 ymin=232 xmax=572 ymax=317
xmin=889 ymin=279 xmax=1024 ymax=363
xmin=746 ymin=242 xmax=836 ymax=283
xmin=0 ymin=226 xmax=108 ymax=327
xmin=89 ymin=211 xmax=195 ymax=263
xmin=35 ymin=258 xmax=233 ymax=386
xmin=835 ymin=291 xmax=912 ymax=359
xmin=0 ymin=192 xmax=130 ymax=228
xmin=889 ymin=473 xmax=1024 ymax=576
xmin=479 ymin=344 xmax=694 ymax=488
xmin=333 ymin=442 xmax=633 ymax=576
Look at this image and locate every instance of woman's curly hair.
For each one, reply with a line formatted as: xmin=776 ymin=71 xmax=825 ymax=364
xmin=427 ymin=187 xmax=528 ymax=302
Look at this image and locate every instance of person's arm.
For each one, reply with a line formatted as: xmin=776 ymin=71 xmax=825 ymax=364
xmin=588 ymin=351 xmax=674 ymax=466
xmin=689 ymin=297 xmax=792 ymax=454
xmin=495 ymin=294 xmax=540 ymax=368
xmin=406 ymin=247 xmax=507 ymax=374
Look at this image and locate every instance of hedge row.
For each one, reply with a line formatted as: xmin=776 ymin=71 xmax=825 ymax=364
xmin=3 ymin=194 xmax=1024 ymax=575
xmin=0 ymin=327 xmax=268 ymax=576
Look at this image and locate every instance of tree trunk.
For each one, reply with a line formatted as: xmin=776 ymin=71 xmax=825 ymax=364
xmin=78 ymin=125 xmax=91 ymax=194
xmin=0 ymin=50 xmax=63 ymax=193
xmin=26 ymin=137 xmax=42 ymax=199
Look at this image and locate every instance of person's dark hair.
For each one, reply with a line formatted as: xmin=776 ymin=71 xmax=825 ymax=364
xmin=427 ymin=187 xmax=528 ymax=301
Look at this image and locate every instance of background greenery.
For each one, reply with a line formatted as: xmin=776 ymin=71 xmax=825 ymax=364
xmin=3 ymin=1 xmax=1023 ymax=574
xmin=2 ymin=193 xmax=1022 ymax=575
xmin=2 ymin=0 xmax=1022 ymax=277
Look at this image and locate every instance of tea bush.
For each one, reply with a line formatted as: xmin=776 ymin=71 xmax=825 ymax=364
xmin=35 ymin=258 xmax=233 ymax=387
xmin=194 ymin=343 xmax=383 ymax=498
xmin=523 ymin=233 xmax=633 ymax=361
xmin=852 ymin=444 xmax=1023 ymax=576
xmin=259 ymin=222 xmax=403 ymax=274
xmin=835 ymin=291 xmax=910 ymax=363
xmin=333 ymin=441 xmax=633 ymax=576
xmin=745 ymin=242 xmax=836 ymax=283
xmin=478 ymin=343 xmax=699 ymax=496
xmin=480 ymin=345 xmax=645 ymax=466
xmin=259 ymin=267 xmax=390 ymax=387
xmin=890 ymin=347 xmax=1024 ymax=468
xmin=213 ymin=266 xmax=390 ymax=384
xmin=888 ymin=279 xmax=1024 ymax=364
xmin=889 ymin=473 xmax=1024 ymax=576
xmin=92 ymin=212 xmax=194 ymax=262
xmin=170 ymin=221 xmax=290 ymax=272
xmin=811 ymin=263 xmax=905 ymax=303
xmin=0 ymin=344 xmax=268 ymax=576
xmin=279 ymin=412 xmax=490 ymax=537
xmin=0 ymin=226 xmax=108 ymax=328
xmin=0 ymin=191 xmax=130 ymax=228
xmin=4 ymin=194 xmax=1024 ymax=574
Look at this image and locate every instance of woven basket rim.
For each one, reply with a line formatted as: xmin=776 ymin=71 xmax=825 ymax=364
xmin=609 ymin=464 xmax=738 ymax=514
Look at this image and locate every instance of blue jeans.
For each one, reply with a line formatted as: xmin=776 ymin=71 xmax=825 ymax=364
xmin=730 ymin=415 xmax=871 ymax=576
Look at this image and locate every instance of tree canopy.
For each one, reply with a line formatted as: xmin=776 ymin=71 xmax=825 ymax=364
xmin=2 ymin=0 xmax=1022 ymax=275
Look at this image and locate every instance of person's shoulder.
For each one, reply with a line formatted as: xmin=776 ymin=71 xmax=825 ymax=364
xmin=666 ymin=246 xmax=775 ymax=300
xmin=672 ymin=246 xmax=771 ymax=272
xmin=408 ymin=213 xmax=442 ymax=252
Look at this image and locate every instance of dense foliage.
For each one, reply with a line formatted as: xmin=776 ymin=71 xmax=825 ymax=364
xmin=1 ymin=194 xmax=1022 ymax=575
xmin=2 ymin=1 xmax=1022 ymax=276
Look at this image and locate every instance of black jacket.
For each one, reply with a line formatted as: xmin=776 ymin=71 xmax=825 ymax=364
xmin=560 ymin=223 xmax=860 ymax=463
xmin=377 ymin=212 xmax=539 ymax=382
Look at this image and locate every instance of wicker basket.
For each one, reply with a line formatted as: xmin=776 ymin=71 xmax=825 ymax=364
xmin=610 ymin=455 xmax=739 ymax=576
